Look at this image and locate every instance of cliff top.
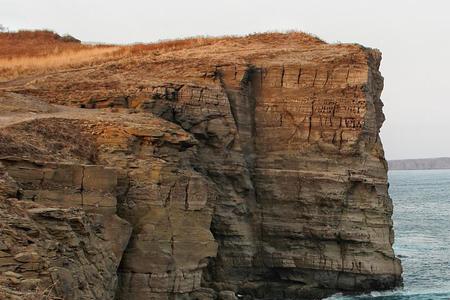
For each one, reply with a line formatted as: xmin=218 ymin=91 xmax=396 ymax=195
xmin=0 ymin=30 xmax=379 ymax=110
xmin=0 ymin=30 xmax=370 ymax=80
xmin=0 ymin=30 xmax=84 ymax=59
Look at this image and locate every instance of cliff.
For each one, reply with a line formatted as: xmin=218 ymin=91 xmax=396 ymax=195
xmin=0 ymin=31 xmax=402 ymax=299
xmin=389 ymin=157 xmax=450 ymax=170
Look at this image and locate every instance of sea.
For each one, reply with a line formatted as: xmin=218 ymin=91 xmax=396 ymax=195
xmin=327 ymin=169 xmax=450 ymax=300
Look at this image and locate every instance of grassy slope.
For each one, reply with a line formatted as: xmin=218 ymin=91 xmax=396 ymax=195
xmin=0 ymin=30 xmax=325 ymax=80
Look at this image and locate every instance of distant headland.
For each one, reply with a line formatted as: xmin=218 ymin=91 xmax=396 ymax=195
xmin=389 ymin=157 xmax=450 ymax=170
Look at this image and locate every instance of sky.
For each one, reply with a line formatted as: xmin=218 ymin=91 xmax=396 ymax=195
xmin=2 ymin=0 xmax=449 ymax=160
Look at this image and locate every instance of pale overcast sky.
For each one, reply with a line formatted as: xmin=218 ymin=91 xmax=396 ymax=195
xmin=2 ymin=0 xmax=449 ymax=160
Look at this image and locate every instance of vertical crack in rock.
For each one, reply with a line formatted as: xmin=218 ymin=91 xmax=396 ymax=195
xmin=312 ymin=69 xmax=318 ymax=87
xmin=184 ymin=178 xmax=190 ymax=210
xmin=297 ymin=67 xmax=302 ymax=85
xmin=280 ymin=65 xmax=285 ymax=88
xmin=80 ymin=165 xmax=85 ymax=206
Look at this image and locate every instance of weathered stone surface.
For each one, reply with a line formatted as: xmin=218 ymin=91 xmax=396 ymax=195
xmin=0 ymin=32 xmax=402 ymax=299
xmin=0 ymin=165 xmax=131 ymax=299
xmin=0 ymin=158 xmax=118 ymax=210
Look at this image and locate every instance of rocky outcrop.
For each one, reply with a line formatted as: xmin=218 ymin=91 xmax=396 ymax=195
xmin=0 ymin=32 xmax=402 ymax=299
xmin=0 ymin=163 xmax=131 ymax=299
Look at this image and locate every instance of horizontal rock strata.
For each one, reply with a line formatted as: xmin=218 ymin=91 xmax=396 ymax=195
xmin=0 ymin=32 xmax=402 ymax=299
xmin=0 ymin=163 xmax=131 ymax=300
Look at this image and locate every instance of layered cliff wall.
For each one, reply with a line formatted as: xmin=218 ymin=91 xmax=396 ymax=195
xmin=0 ymin=32 xmax=401 ymax=299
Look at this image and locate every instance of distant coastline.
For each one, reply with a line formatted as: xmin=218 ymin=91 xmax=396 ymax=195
xmin=388 ymin=157 xmax=450 ymax=170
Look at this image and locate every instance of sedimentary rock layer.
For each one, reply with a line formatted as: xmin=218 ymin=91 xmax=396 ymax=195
xmin=0 ymin=32 xmax=402 ymax=299
xmin=0 ymin=162 xmax=131 ymax=300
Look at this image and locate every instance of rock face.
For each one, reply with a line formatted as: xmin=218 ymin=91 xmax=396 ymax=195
xmin=0 ymin=163 xmax=131 ymax=300
xmin=0 ymin=32 xmax=402 ymax=299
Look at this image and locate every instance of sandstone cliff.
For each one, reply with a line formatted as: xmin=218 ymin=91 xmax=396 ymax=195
xmin=0 ymin=31 xmax=402 ymax=299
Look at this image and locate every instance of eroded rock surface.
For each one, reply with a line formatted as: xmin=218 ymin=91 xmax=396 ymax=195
xmin=0 ymin=32 xmax=402 ymax=299
xmin=0 ymin=163 xmax=131 ymax=299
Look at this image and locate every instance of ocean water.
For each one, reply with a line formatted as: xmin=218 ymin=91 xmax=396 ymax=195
xmin=327 ymin=169 xmax=450 ymax=300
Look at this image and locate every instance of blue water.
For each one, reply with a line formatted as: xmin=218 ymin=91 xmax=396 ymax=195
xmin=327 ymin=169 xmax=450 ymax=300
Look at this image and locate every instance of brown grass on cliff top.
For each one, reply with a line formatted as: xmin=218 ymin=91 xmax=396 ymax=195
xmin=127 ymin=31 xmax=324 ymax=54
xmin=0 ymin=30 xmax=324 ymax=80
xmin=0 ymin=30 xmax=85 ymax=58
xmin=0 ymin=30 xmax=123 ymax=79
xmin=0 ymin=47 xmax=125 ymax=77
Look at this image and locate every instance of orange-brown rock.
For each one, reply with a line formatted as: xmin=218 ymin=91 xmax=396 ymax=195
xmin=0 ymin=32 xmax=402 ymax=299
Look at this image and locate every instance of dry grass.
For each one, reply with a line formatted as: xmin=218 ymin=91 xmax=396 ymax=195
xmin=127 ymin=31 xmax=324 ymax=55
xmin=0 ymin=46 xmax=125 ymax=78
xmin=0 ymin=30 xmax=324 ymax=80
xmin=0 ymin=30 xmax=223 ymax=76
xmin=127 ymin=36 xmax=229 ymax=55
xmin=0 ymin=30 xmax=86 ymax=59
xmin=0 ymin=30 xmax=124 ymax=78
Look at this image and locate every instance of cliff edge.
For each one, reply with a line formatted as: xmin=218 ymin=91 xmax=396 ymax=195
xmin=0 ymin=31 xmax=402 ymax=299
